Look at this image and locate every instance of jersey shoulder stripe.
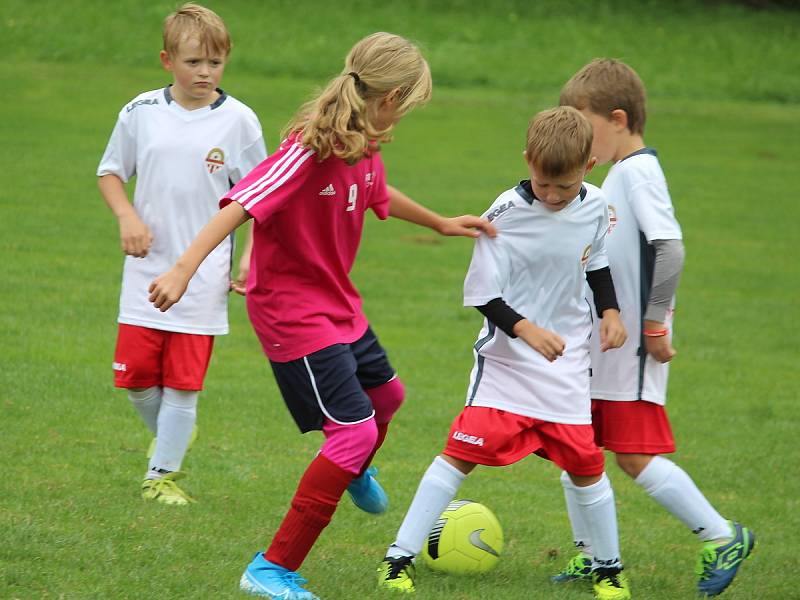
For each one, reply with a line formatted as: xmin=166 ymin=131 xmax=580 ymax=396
xmin=232 ymin=142 xmax=315 ymax=210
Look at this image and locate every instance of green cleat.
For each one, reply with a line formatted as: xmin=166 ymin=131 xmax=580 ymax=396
xmin=696 ymin=521 xmax=755 ymax=597
xmin=141 ymin=471 xmax=195 ymax=506
xmin=551 ymin=552 xmax=593 ymax=583
xmin=377 ymin=555 xmax=416 ymax=593
xmin=592 ymin=567 xmax=631 ymax=600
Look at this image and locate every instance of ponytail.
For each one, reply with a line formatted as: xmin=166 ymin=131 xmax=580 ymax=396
xmin=284 ymin=32 xmax=432 ymax=164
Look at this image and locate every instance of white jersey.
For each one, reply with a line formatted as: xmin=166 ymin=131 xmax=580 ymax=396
xmin=97 ymin=87 xmax=267 ymax=335
xmin=463 ymin=181 xmax=610 ymax=424
xmin=589 ymin=149 xmax=682 ymax=404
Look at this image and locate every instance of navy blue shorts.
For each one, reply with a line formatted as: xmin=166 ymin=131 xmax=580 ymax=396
xmin=269 ymin=326 xmax=396 ymax=433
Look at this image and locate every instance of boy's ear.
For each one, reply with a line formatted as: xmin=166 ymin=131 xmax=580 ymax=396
xmin=610 ymin=109 xmax=629 ymax=131
xmin=160 ymin=50 xmax=173 ymax=71
xmin=585 ymin=156 xmax=597 ymax=174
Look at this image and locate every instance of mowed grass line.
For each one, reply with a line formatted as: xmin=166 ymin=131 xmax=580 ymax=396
xmin=1 ymin=51 xmax=798 ymax=600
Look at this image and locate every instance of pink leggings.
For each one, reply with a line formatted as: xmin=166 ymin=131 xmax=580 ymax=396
xmin=320 ymin=377 xmax=405 ymax=474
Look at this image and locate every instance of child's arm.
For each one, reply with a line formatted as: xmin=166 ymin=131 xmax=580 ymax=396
xmin=643 ymin=238 xmax=684 ymax=363
xmin=231 ymin=221 xmax=254 ymax=296
xmin=98 ymin=174 xmax=153 ymax=258
xmin=149 ymin=202 xmax=250 ymax=311
xmin=586 ymin=266 xmax=627 ymax=351
xmin=387 ymin=185 xmax=497 ymax=238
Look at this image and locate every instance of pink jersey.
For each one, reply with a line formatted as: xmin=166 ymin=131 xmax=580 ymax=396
xmin=221 ymin=136 xmax=391 ymax=362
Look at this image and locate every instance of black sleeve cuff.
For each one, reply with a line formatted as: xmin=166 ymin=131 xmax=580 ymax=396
xmin=475 ymin=298 xmax=525 ymax=338
xmin=586 ymin=266 xmax=619 ymax=317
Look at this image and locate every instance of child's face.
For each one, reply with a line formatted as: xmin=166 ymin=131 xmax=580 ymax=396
xmin=579 ymin=109 xmax=620 ymax=165
xmin=528 ymin=163 xmax=592 ymax=212
xmin=160 ymin=37 xmax=226 ymax=109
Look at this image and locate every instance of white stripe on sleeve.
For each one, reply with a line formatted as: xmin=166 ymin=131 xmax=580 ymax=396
xmin=243 ymin=148 xmax=315 ymax=211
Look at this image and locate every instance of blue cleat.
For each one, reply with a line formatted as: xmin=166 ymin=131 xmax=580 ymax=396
xmin=346 ymin=466 xmax=388 ymax=514
xmin=239 ymin=552 xmax=319 ymax=599
xmin=696 ymin=522 xmax=755 ymax=597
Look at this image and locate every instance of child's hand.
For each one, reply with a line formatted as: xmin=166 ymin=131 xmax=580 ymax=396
xmin=513 ymin=320 xmax=565 ymax=362
xmin=644 ymin=334 xmax=676 ymax=363
xmin=119 ymin=212 xmax=153 ymax=258
xmin=599 ymin=309 xmax=627 ymax=351
xmin=148 ymin=267 xmax=191 ymax=312
xmin=437 ymin=215 xmax=497 ymax=239
xmin=643 ymin=319 xmax=676 ymax=363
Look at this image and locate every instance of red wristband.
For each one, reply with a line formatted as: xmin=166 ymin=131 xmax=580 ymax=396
xmin=643 ymin=328 xmax=668 ymax=337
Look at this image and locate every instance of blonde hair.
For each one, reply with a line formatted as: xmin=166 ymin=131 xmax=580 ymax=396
xmin=560 ymin=58 xmax=647 ymax=135
xmin=525 ymin=107 xmax=593 ymax=177
xmin=163 ymin=3 xmax=231 ymax=58
xmin=285 ymin=32 xmax=432 ymax=164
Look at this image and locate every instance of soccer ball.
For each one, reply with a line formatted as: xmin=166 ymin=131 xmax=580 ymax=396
xmin=421 ymin=499 xmax=503 ymax=574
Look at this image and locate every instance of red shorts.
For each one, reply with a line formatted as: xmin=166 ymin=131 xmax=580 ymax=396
xmin=113 ymin=324 xmax=214 ymax=391
xmin=442 ymin=406 xmax=605 ymax=476
xmin=591 ymin=399 xmax=676 ymax=454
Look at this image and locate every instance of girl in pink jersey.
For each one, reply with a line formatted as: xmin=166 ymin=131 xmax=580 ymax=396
xmin=148 ymin=32 xmax=495 ymax=600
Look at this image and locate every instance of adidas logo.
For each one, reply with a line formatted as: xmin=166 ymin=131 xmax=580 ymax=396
xmin=319 ymin=184 xmax=336 ymax=196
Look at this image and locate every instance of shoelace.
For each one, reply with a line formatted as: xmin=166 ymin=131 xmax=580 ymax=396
xmin=385 ymin=557 xmax=413 ymax=579
xmin=149 ymin=478 xmax=191 ymax=501
xmin=696 ymin=546 xmax=718 ymax=578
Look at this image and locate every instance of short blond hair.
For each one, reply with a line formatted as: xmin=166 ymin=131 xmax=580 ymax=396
xmin=163 ymin=3 xmax=231 ymax=57
xmin=525 ymin=107 xmax=592 ymax=177
xmin=560 ymin=59 xmax=646 ymax=135
xmin=285 ymin=32 xmax=432 ymax=164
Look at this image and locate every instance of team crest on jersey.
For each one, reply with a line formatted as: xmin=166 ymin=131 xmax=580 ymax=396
xmin=365 ymin=172 xmax=374 ymax=188
xmin=205 ymin=147 xmax=225 ymax=173
xmin=607 ymin=204 xmax=618 ymax=234
xmin=580 ymin=244 xmax=592 ymax=267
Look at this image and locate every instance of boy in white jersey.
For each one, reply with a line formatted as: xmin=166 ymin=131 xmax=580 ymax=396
xmin=378 ymin=107 xmax=632 ymax=600
xmin=97 ymin=3 xmax=266 ymax=505
xmin=554 ymin=59 xmax=754 ymax=597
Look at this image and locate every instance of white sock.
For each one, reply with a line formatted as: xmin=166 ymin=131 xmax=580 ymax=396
xmin=128 ymin=387 xmax=162 ymax=434
xmin=635 ymin=455 xmax=731 ymax=542
xmin=149 ymin=387 xmax=198 ymax=473
xmin=572 ymin=473 xmax=621 ymax=570
xmin=388 ymin=456 xmax=466 ymax=558
xmin=560 ymin=471 xmax=594 ymax=557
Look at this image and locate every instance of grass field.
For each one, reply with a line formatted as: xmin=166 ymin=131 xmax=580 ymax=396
xmin=1 ymin=1 xmax=799 ymax=599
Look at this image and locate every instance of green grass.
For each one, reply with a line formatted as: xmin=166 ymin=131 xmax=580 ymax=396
xmin=2 ymin=1 xmax=799 ymax=598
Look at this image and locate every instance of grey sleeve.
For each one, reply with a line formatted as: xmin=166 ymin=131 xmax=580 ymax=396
xmin=644 ymin=239 xmax=685 ymax=322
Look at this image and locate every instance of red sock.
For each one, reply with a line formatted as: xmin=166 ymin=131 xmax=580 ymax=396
xmin=359 ymin=422 xmax=389 ymax=476
xmin=265 ymin=454 xmax=354 ymax=571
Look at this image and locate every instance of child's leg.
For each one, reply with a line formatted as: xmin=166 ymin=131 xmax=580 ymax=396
xmin=359 ymin=377 xmax=405 ymax=474
xmin=149 ymin=388 xmax=198 ymax=473
xmin=387 ymin=455 xmax=471 ymax=557
xmin=568 ymin=472 xmax=622 ymax=571
xmin=559 ymin=470 xmax=593 ymax=557
xmin=622 ymin=453 xmax=731 ymax=542
xmin=266 ymin=454 xmax=357 ymax=571
xmin=128 ymin=387 xmax=162 ymax=434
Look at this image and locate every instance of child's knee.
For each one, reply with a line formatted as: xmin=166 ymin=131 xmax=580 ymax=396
xmin=614 ymin=452 xmax=653 ymax=478
xmin=321 ymin=418 xmax=379 ymax=474
xmin=366 ymin=377 xmax=405 ymax=424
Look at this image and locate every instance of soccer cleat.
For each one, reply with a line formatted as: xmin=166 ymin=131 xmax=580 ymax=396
xmin=377 ymin=555 xmax=416 ymax=593
xmin=347 ymin=465 xmax=388 ymax=514
xmin=239 ymin=552 xmax=319 ymax=599
xmin=147 ymin=424 xmax=198 ymax=459
xmin=696 ymin=521 xmax=755 ymax=597
xmin=592 ymin=567 xmax=631 ymax=600
xmin=551 ymin=552 xmax=593 ymax=583
xmin=141 ymin=471 xmax=195 ymax=506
